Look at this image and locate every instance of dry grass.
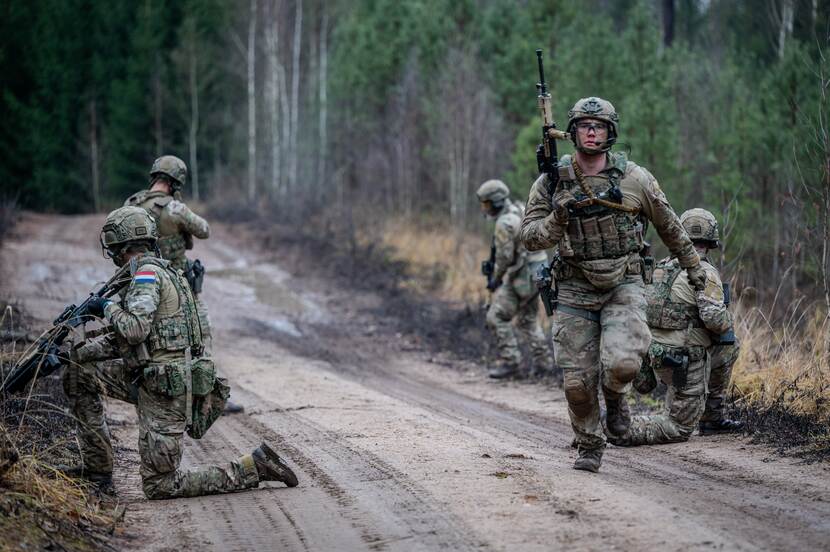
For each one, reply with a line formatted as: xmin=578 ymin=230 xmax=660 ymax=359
xmin=370 ymin=217 xmax=489 ymax=305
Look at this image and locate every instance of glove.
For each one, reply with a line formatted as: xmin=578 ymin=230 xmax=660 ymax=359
xmin=486 ymin=278 xmax=502 ymax=292
xmin=551 ymin=189 xmax=576 ymax=225
xmin=86 ymin=296 xmax=112 ymax=318
xmin=686 ymin=264 xmax=707 ymax=292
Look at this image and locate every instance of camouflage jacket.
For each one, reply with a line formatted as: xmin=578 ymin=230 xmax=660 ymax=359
xmin=492 ymin=199 xmax=547 ymax=284
xmin=520 ymin=153 xmax=699 ymax=289
xmin=124 ymin=190 xmax=210 ymax=271
xmin=74 ymin=255 xmax=202 ymax=366
xmin=647 ymin=257 xmax=732 ymax=348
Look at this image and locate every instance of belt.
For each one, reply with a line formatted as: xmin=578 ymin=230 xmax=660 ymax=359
xmin=557 ymin=303 xmax=601 ymax=323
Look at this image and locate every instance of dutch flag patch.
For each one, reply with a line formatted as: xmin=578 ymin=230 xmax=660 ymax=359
xmin=134 ymin=271 xmax=157 ymax=284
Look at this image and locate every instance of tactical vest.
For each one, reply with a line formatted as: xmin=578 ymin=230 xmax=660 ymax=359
xmin=557 ymin=154 xmax=644 ymax=262
xmin=132 ymin=256 xmax=203 ymax=355
xmin=645 ymin=258 xmax=702 ymax=330
xmin=125 ymin=191 xmax=189 ymax=265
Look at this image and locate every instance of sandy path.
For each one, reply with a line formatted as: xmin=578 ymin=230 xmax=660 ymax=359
xmin=2 ymin=212 xmax=829 ymax=552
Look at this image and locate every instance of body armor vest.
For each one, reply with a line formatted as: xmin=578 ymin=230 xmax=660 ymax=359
xmin=557 ymin=154 xmax=644 ymax=262
xmin=645 ymin=258 xmax=702 ymax=330
xmin=125 ymin=191 xmax=189 ymax=267
xmin=132 ymin=256 xmax=203 ymax=355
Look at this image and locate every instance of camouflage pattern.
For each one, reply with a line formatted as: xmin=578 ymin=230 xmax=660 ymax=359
xmin=681 ymin=208 xmax=720 ymax=245
xmin=486 ymin=199 xmax=551 ymax=369
xmin=700 ymin=339 xmax=740 ymax=423
xmin=63 ymin=254 xmax=258 ymax=499
xmin=520 ymin=150 xmax=700 ymax=452
xmin=100 ymin=206 xmax=158 ymax=249
xmin=124 ymin=191 xmax=209 ymax=271
xmin=150 ymin=155 xmax=188 ymax=185
xmin=611 ymin=256 xmax=731 ymax=446
xmin=476 ymin=180 xmax=510 ymax=205
xmin=125 ymin=189 xmax=212 ymax=351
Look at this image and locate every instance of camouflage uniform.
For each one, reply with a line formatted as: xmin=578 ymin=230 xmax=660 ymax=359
xmin=125 ymin=156 xmax=212 ymax=352
xmin=521 ymin=148 xmax=700 ymax=454
xmin=486 ymin=198 xmax=552 ymax=373
xmin=700 ymin=339 xmax=740 ymax=424
xmin=64 ymin=253 xmax=261 ymax=499
xmin=612 ymin=256 xmax=732 ymax=445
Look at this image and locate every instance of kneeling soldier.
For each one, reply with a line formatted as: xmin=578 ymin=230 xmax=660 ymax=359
xmin=62 ymin=206 xmax=297 ymax=498
xmin=613 ymin=208 xmax=733 ymax=446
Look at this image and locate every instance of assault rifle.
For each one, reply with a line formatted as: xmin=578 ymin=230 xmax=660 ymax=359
xmin=535 ymin=49 xmax=570 ymax=194
xmin=0 ymin=264 xmax=131 ymax=394
xmin=481 ymin=239 xmax=500 ymax=291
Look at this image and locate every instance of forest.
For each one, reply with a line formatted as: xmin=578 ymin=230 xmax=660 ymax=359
xmin=1 ymin=0 xmax=830 ymax=308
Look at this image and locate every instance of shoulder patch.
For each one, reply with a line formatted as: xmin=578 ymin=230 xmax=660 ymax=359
xmin=134 ymin=270 xmax=157 ymax=284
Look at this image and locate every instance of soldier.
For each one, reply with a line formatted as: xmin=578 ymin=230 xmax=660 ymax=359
xmin=61 ymin=207 xmax=298 ymax=498
xmin=520 ymin=97 xmax=706 ymax=472
xmin=476 ymin=180 xmax=555 ymax=380
xmin=125 ymin=156 xmax=243 ymax=414
xmin=610 ymin=208 xmax=734 ymax=446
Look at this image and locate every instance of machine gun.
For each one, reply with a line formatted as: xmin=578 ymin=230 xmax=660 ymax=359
xmin=0 ymin=264 xmax=131 ymax=394
xmin=534 ymin=49 xmax=570 ymax=195
xmin=481 ymin=239 xmax=500 ymax=291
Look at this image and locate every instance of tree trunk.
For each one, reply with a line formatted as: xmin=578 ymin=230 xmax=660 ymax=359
xmin=153 ymin=63 xmax=163 ymax=156
xmin=288 ymin=0 xmax=302 ymax=193
xmin=89 ymin=98 xmax=101 ymax=212
xmin=247 ymin=0 xmax=258 ymax=203
xmin=661 ymin=0 xmax=675 ymax=47
xmin=777 ymin=0 xmax=794 ymax=59
xmin=265 ymin=0 xmax=282 ymax=199
xmin=318 ymin=9 xmax=328 ymax=199
xmin=188 ymin=30 xmax=200 ymax=201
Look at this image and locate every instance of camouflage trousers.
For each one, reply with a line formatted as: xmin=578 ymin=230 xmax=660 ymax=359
xmin=700 ymin=340 xmax=740 ymax=423
xmin=552 ymin=276 xmax=651 ymax=450
xmin=62 ymin=358 xmax=259 ymax=499
xmin=614 ymin=344 xmax=709 ymax=446
xmin=195 ymin=294 xmax=213 ymax=355
xmin=486 ymin=285 xmax=551 ymax=369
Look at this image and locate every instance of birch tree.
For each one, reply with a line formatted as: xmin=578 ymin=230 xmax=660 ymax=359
xmin=265 ymin=0 xmax=283 ymax=198
xmin=288 ymin=0 xmax=302 ymax=193
xmin=247 ymin=0 xmax=258 ymax=202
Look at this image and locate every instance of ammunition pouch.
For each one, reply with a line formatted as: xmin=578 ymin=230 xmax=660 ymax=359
xmin=648 ymin=344 xmax=705 ymax=391
xmin=184 ymin=259 xmax=205 ymax=295
xmin=142 ymin=363 xmax=187 ymax=398
xmin=187 ymin=376 xmax=230 ymax=440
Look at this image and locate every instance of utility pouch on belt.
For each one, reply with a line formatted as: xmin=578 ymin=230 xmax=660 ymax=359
xmin=662 ymin=353 xmax=689 ymax=389
xmin=184 ymin=259 xmax=205 ymax=295
xmin=187 ymin=376 xmax=230 ymax=439
xmin=142 ymin=363 xmax=187 ymax=398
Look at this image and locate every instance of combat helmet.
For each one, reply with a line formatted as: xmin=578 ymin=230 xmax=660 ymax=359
xmin=566 ymin=97 xmax=619 ymax=153
xmin=100 ymin=206 xmax=158 ymax=260
xmin=680 ymin=208 xmax=719 ymax=248
xmin=476 ymin=179 xmax=510 ymax=211
xmin=150 ymin=155 xmax=187 ymax=189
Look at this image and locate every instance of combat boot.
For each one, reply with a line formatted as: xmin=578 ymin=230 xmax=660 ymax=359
xmin=699 ymin=418 xmax=744 ymax=435
xmin=488 ymin=364 xmax=518 ymax=380
xmin=573 ymin=447 xmax=603 ymax=473
xmin=54 ymin=465 xmax=115 ymax=494
xmin=603 ymin=387 xmax=631 ymax=437
xmin=252 ymin=442 xmax=299 ymax=487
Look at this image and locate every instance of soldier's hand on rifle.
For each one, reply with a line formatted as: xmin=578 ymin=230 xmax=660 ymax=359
xmin=86 ymin=296 xmax=112 ymax=318
xmin=487 ymin=278 xmax=502 ymax=292
xmin=686 ymin=264 xmax=707 ymax=292
xmin=546 ymin=189 xmax=576 ymax=228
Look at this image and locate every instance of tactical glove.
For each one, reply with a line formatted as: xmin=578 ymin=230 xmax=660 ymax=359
xmin=551 ymin=189 xmax=576 ymax=225
xmin=686 ymin=264 xmax=707 ymax=292
xmin=86 ymin=296 xmax=112 ymax=318
xmin=486 ymin=278 xmax=502 ymax=292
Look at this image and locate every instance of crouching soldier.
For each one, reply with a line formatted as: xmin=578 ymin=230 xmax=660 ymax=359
xmin=476 ymin=179 xmax=555 ymax=380
xmin=613 ymin=209 xmax=733 ymax=446
xmin=61 ymin=206 xmax=297 ymax=498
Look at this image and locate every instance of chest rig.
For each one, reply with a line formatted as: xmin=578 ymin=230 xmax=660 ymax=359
xmin=556 ymin=154 xmax=645 ymax=262
xmin=126 ymin=191 xmax=188 ymax=266
xmin=645 ymin=258 xmax=702 ymax=330
xmin=131 ymin=256 xmax=203 ymax=356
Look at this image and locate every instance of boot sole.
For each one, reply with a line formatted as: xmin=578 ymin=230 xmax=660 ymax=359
xmin=260 ymin=443 xmax=299 ymax=487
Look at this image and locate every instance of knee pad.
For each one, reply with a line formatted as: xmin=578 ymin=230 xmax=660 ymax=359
xmin=564 ymin=378 xmax=593 ymax=418
xmin=611 ymin=358 xmax=640 ymax=383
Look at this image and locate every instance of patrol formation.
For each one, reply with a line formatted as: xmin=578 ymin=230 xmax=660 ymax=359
xmin=3 ymin=50 xmax=743 ymax=500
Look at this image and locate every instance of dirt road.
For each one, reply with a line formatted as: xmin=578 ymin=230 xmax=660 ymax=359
xmin=2 ymin=213 xmax=829 ymax=551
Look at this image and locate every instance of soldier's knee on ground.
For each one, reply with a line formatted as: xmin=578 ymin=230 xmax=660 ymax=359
xmin=564 ymin=375 xmax=593 ymax=418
